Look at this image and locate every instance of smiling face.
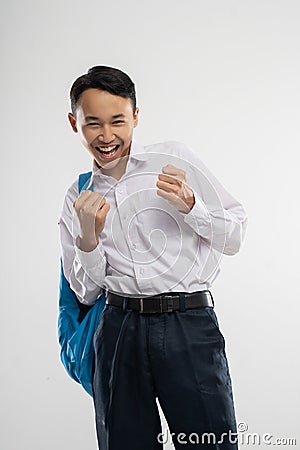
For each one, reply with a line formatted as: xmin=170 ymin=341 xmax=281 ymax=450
xmin=68 ymin=88 xmax=139 ymax=174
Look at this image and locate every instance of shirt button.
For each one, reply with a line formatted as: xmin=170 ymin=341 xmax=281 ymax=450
xmin=131 ymin=243 xmax=136 ymax=249
xmin=139 ymin=268 xmax=144 ymax=274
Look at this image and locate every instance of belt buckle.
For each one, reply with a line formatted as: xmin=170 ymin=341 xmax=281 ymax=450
xmin=157 ymin=295 xmax=173 ymax=313
xmin=139 ymin=297 xmax=157 ymax=313
xmin=164 ymin=295 xmax=174 ymax=313
xmin=159 ymin=296 xmax=164 ymax=313
xmin=139 ymin=295 xmax=174 ymax=313
xmin=139 ymin=298 xmax=145 ymax=313
xmin=139 ymin=297 xmax=157 ymax=314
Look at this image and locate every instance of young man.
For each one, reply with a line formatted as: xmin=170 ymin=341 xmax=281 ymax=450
xmin=59 ymin=65 xmax=248 ymax=450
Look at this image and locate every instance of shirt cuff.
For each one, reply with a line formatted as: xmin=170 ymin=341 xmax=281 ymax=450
xmin=74 ymin=236 xmax=106 ymax=270
xmin=179 ymin=191 xmax=211 ymax=232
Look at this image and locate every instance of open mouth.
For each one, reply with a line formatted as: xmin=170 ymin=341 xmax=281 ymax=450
xmin=95 ymin=144 xmax=120 ymax=158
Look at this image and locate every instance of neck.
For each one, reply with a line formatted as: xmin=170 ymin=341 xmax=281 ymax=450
xmin=95 ymin=155 xmax=129 ymax=181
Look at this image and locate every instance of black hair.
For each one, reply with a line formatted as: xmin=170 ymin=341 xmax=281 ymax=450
xmin=70 ymin=65 xmax=137 ymax=116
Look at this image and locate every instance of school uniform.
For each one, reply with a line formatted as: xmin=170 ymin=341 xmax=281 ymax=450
xmin=59 ymin=138 xmax=248 ymax=449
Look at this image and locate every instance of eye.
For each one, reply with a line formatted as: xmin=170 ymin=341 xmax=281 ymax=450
xmin=112 ymin=120 xmax=124 ymax=125
xmin=87 ymin=122 xmax=100 ymax=126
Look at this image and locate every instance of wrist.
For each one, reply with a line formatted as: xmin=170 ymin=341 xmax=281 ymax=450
xmin=78 ymin=236 xmax=99 ymax=253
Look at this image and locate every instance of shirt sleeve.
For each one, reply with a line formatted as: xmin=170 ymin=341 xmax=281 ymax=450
xmin=58 ymin=179 xmax=107 ymax=305
xmin=175 ymin=142 xmax=248 ymax=256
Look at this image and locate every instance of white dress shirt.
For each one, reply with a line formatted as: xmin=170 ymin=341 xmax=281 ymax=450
xmin=59 ymin=138 xmax=248 ymax=305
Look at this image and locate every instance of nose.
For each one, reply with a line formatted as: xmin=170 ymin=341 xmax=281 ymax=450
xmin=99 ymin=124 xmax=115 ymax=143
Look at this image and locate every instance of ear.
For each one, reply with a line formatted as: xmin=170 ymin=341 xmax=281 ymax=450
xmin=133 ymin=107 xmax=139 ymax=128
xmin=68 ymin=112 xmax=78 ymax=133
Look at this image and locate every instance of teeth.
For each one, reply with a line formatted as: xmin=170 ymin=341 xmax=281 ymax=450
xmin=99 ymin=145 xmax=117 ymax=152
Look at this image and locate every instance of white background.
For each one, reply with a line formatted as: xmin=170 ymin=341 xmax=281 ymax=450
xmin=1 ymin=0 xmax=299 ymax=449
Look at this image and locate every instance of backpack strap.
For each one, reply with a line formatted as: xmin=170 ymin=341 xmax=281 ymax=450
xmin=78 ymin=171 xmax=93 ymax=192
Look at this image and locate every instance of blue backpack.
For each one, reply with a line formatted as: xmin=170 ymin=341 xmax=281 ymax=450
xmin=57 ymin=171 xmax=106 ymax=397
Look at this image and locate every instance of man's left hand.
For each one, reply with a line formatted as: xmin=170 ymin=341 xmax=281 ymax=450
xmin=156 ymin=164 xmax=195 ymax=213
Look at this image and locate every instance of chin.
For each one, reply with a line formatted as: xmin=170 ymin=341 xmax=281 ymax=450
xmin=98 ymin=157 xmax=122 ymax=170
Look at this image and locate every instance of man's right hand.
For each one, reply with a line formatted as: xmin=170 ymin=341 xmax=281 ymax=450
xmin=73 ymin=190 xmax=110 ymax=252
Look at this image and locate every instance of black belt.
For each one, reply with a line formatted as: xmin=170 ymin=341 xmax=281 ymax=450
xmin=106 ymin=290 xmax=214 ymax=314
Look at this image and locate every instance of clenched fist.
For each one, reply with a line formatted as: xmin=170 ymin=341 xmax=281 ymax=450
xmin=156 ymin=164 xmax=195 ymax=213
xmin=73 ymin=190 xmax=110 ymax=252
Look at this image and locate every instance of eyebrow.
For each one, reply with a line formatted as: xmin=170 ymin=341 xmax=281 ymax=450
xmin=84 ymin=114 xmax=126 ymax=121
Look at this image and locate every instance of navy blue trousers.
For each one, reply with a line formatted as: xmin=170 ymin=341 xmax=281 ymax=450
xmin=92 ymin=300 xmax=238 ymax=449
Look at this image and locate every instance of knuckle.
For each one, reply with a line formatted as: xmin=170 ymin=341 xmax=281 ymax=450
xmin=90 ymin=192 xmax=99 ymax=202
xmin=80 ymin=189 xmax=89 ymax=198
